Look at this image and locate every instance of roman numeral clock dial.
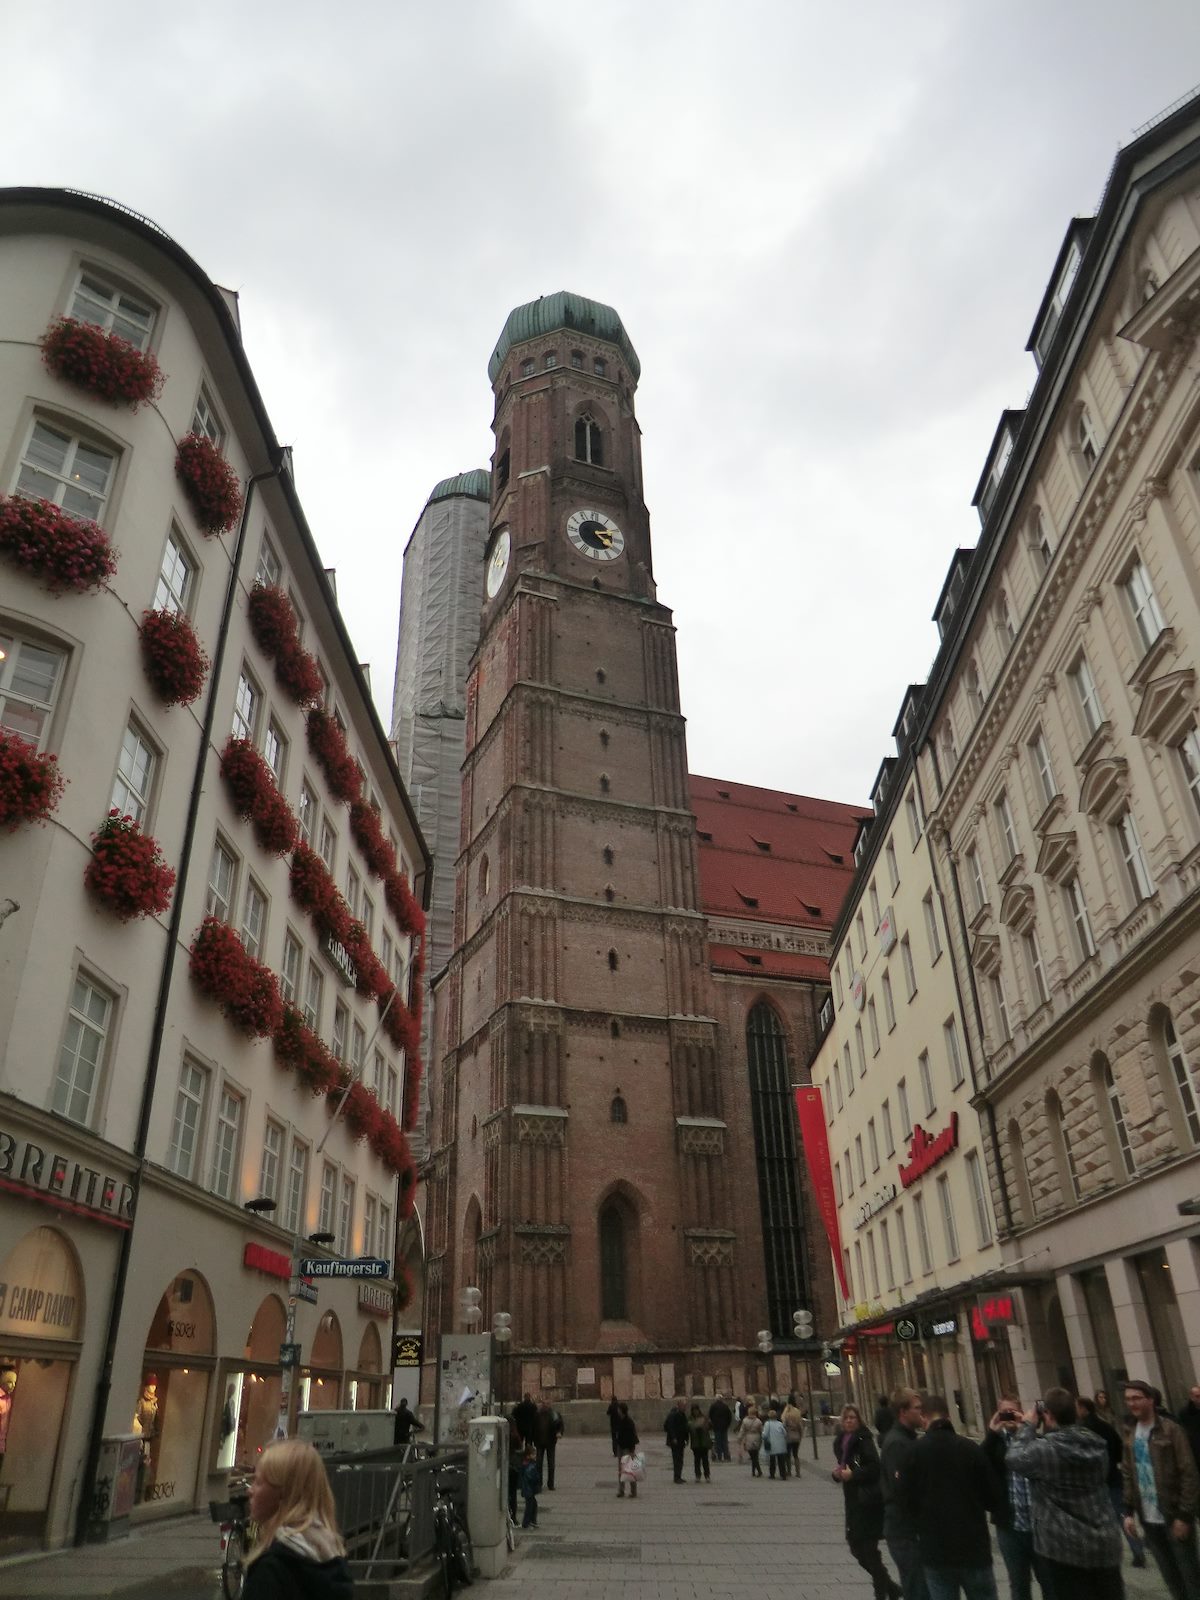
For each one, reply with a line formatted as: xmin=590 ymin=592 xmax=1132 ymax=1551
xmin=566 ymin=508 xmax=625 ymax=562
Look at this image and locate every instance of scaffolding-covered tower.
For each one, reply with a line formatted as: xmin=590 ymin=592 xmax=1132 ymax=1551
xmin=390 ymin=470 xmax=490 ymax=1152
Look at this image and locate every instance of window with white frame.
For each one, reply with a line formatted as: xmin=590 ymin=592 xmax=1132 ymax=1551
xmin=944 ymin=1018 xmax=965 ymax=1088
xmin=378 ymin=1201 xmax=392 ymax=1262
xmin=923 ymin=892 xmax=942 ymax=963
xmin=285 ymin=1138 xmax=308 ymax=1233
xmin=880 ymin=1218 xmax=896 ymax=1288
xmin=263 ymin=718 xmax=287 ymax=785
xmin=303 ymin=961 xmax=324 ymax=1031
xmin=966 ymin=659 xmax=986 ymax=718
xmin=338 ymin=1174 xmax=355 ymax=1254
xmin=70 ymin=269 xmax=156 ymax=348
xmin=1077 ymin=406 xmax=1100 ymax=470
xmin=1113 ymin=808 xmax=1154 ymax=903
xmin=844 ymin=1147 xmax=854 ymax=1195
xmin=965 ymin=1150 xmax=993 ymax=1247
xmin=0 ymin=631 xmax=65 ymax=749
xmin=1069 ymin=654 xmax=1103 ymax=741
xmin=1164 ymin=1014 xmax=1200 ymax=1146
xmin=1023 ymin=928 xmax=1050 ymax=1007
xmin=1101 ymin=1059 xmax=1135 ymax=1177
xmin=363 ymin=1193 xmax=377 ymax=1258
xmin=206 ymin=838 xmax=237 ymax=922
xmin=1121 ymin=556 xmax=1166 ymax=655
xmin=966 ymin=845 xmax=987 ymax=914
xmin=854 ymin=1135 xmax=866 ymax=1187
xmin=834 ymin=1162 xmax=843 ymax=1205
xmin=937 ymin=1174 xmax=960 ymax=1260
xmin=191 ymin=387 xmax=224 ymax=447
xmin=868 ymin=997 xmax=880 ymax=1055
xmin=882 ymin=970 xmax=896 ymax=1031
xmin=362 ymin=894 xmax=375 ymax=942
xmin=886 ymin=838 xmax=899 ymax=891
xmin=346 ymin=864 xmax=361 ymax=921
xmin=856 ymin=911 xmax=867 ymax=959
xmin=1063 ymin=875 xmax=1096 ymax=963
xmin=989 ymin=972 xmax=1011 ymax=1043
xmin=1033 ymin=241 xmax=1081 ymax=365
xmin=994 ymin=789 xmax=1018 ymax=865
xmin=900 ymin=934 xmax=917 ymax=999
xmin=332 ymin=1001 xmax=349 ymax=1063
xmin=168 ymin=1058 xmax=207 ymax=1179
xmin=1029 ymin=728 xmax=1056 ymax=810
xmin=866 ymin=1232 xmax=880 ymax=1297
xmin=1031 ymin=509 xmax=1054 ymax=573
xmin=834 ymin=1049 xmax=845 ymax=1111
xmin=16 ymin=420 xmax=116 ymax=520
xmin=898 ymin=1077 xmax=911 ymax=1137
xmin=112 ymin=721 xmax=156 ymax=824
xmin=154 ymin=527 xmax=194 ymax=614
xmin=351 ymin=1022 xmax=366 ymax=1079
xmin=54 ymin=973 xmax=113 ymax=1124
xmin=232 ymin=671 xmax=259 ymax=743
xmin=319 ymin=816 xmax=337 ymax=870
xmin=211 ymin=1086 xmax=243 ymax=1201
xmin=918 ymin=1050 xmax=935 ymax=1117
xmin=995 ymin=592 xmax=1016 ymax=650
xmin=906 ymin=792 xmax=922 ymax=847
xmin=895 ymin=1207 xmax=913 ymax=1282
xmin=882 ymin=1099 xmax=895 ymax=1156
xmin=855 ymin=1023 xmax=866 ymax=1078
xmin=260 ymin=1118 xmax=284 ymax=1202
xmin=298 ymin=782 xmax=317 ymax=845
xmin=318 ymin=1162 xmax=337 ymax=1235
xmin=255 ymin=534 xmax=282 ymax=590
xmin=869 ymin=881 xmax=880 ymax=929
xmin=1176 ymin=725 xmax=1200 ymax=825
xmin=833 ymin=967 xmax=843 ymax=1008
xmin=387 ymin=1062 xmax=400 ymax=1120
xmin=241 ymin=877 xmax=267 ymax=960
xmin=280 ymin=932 xmax=302 ymax=1004
xmin=868 ymin=1117 xmax=879 ymax=1171
xmin=913 ymin=1191 xmax=933 ymax=1273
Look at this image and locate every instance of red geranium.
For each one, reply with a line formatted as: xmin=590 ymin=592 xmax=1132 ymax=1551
xmin=374 ymin=1110 xmax=413 ymax=1186
xmin=176 ymin=432 xmax=243 ymax=536
xmin=41 ymin=317 xmax=164 ymax=410
xmin=379 ymin=987 xmax=422 ymax=1057
xmin=350 ymin=798 xmax=397 ymax=880
xmin=336 ymin=1078 xmax=385 ymax=1145
xmin=84 ymin=809 xmax=175 ymax=921
xmin=139 ymin=607 xmax=210 ymax=707
xmin=0 ymin=495 xmax=117 ymax=594
xmin=0 ymin=727 xmax=66 ymax=831
xmin=189 ymin=916 xmax=283 ymax=1038
xmin=289 ymin=842 xmax=352 ymax=945
xmin=306 ymin=707 xmax=361 ymax=804
xmin=247 ymin=585 xmax=323 ymax=708
xmin=220 ymin=739 xmax=298 ymax=856
xmin=384 ymin=870 xmax=425 ymax=937
xmin=396 ymin=1152 xmax=418 ymax=1219
xmin=274 ymin=1004 xmax=342 ymax=1096
xmin=345 ymin=920 xmax=389 ymax=1000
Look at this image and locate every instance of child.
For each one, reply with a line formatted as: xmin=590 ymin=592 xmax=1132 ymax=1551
xmin=688 ymin=1403 xmax=712 ymax=1482
xmin=761 ymin=1404 xmax=789 ymax=1479
xmin=519 ymin=1443 xmax=541 ymax=1528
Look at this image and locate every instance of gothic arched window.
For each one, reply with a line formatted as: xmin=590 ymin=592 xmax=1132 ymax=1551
xmin=599 ymin=1205 xmax=626 ymax=1319
xmin=610 ymin=1095 xmax=627 ymax=1124
xmin=746 ymin=1002 xmax=808 ymax=1337
xmin=575 ymin=413 xmax=603 ymax=466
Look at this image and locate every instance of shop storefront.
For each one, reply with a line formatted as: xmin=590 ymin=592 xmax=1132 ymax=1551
xmin=300 ymin=1311 xmax=342 ymax=1412
xmin=130 ymin=1270 xmax=215 ymax=1519
xmin=349 ymin=1320 xmax=384 ymax=1411
xmin=215 ymin=1294 xmax=285 ymax=1473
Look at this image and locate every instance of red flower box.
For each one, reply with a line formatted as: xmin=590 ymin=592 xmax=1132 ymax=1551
xmin=0 ymin=727 xmax=66 ymax=831
xmin=289 ymin=842 xmax=352 ymax=945
xmin=345 ymin=920 xmax=389 ymax=1001
xmin=247 ymin=586 xmax=324 ymax=708
xmin=41 ymin=317 xmax=164 ymax=410
xmin=336 ymin=1078 xmax=385 ymax=1145
xmin=384 ymin=871 xmax=425 ymax=937
xmin=306 ymin=708 xmax=361 ymax=804
xmin=176 ymin=432 xmax=243 ymax=536
xmin=189 ymin=916 xmax=283 ymax=1038
xmin=0 ymin=495 xmax=117 ymax=594
xmin=350 ymin=799 xmax=397 ymax=880
xmin=379 ymin=987 xmax=422 ymax=1057
xmin=84 ymin=809 xmax=175 ymax=921
xmin=220 ymin=739 xmax=298 ymax=856
xmin=139 ymin=607 xmax=210 ymax=707
xmin=274 ymin=1004 xmax=342 ymax=1096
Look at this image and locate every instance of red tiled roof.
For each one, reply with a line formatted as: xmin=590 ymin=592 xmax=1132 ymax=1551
xmin=708 ymin=943 xmax=832 ymax=982
xmin=689 ymin=774 xmax=868 ymax=932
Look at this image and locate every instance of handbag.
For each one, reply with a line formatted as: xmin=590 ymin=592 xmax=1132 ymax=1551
xmin=619 ymin=1450 xmax=646 ymax=1482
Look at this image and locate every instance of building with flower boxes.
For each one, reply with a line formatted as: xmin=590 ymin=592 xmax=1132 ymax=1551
xmin=0 ymin=189 xmax=430 ymax=1548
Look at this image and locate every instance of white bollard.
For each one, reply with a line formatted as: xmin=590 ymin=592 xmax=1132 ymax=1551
xmin=467 ymin=1415 xmax=508 ymax=1577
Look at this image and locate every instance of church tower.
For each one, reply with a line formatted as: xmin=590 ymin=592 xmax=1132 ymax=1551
xmin=426 ymin=294 xmax=741 ymax=1393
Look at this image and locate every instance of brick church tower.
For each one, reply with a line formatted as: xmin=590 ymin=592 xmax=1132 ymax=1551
xmin=424 ymin=294 xmax=747 ymax=1394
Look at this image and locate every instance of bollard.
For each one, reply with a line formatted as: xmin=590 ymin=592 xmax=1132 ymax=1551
xmin=467 ymin=1415 xmax=508 ymax=1577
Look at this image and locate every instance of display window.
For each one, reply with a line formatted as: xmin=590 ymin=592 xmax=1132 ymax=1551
xmin=215 ymin=1294 xmax=285 ymax=1473
xmin=0 ymin=1225 xmax=84 ymax=1545
xmin=131 ymin=1271 xmax=214 ymax=1515
xmin=299 ymin=1310 xmax=342 ymax=1413
xmin=349 ymin=1322 xmax=384 ymax=1410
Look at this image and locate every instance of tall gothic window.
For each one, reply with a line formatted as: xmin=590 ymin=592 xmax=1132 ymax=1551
xmin=599 ymin=1204 xmax=626 ymax=1319
xmin=746 ymin=1002 xmax=808 ymax=1336
xmin=575 ymin=413 xmax=603 ymax=466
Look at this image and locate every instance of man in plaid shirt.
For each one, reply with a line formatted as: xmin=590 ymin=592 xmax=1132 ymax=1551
xmin=1006 ymin=1386 xmax=1123 ymax=1599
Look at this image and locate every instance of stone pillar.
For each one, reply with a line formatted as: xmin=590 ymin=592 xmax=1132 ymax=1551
xmin=1056 ymin=1270 xmax=1103 ymax=1394
xmin=1165 ymin=1235 xmax=1200 ymax=1379
xmin=1104 ymin=1256 xmax=1164 ymax=1392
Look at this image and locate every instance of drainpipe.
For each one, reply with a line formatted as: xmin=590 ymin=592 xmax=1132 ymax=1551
xmin=74 ymin=460 xmax=282 ymax=1545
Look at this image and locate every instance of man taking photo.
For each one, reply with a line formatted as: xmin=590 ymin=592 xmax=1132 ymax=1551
xmin=1121 ymin=1379 xmax=1200 ymax=1599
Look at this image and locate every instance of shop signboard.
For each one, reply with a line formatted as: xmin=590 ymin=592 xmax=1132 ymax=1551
xmin=279 ymin=1342 xmax=301 ymax=1368
xmin=923 ymin=1316 xmax=959 ymax=1339
xmin=358 ymin=1281 xmax=393 ymax=1317
xmin=898 ymin=1113 xmax=959 ymax=1189
xmin=393 ymin=1330 xmax=422 ymax=1369
xmin=0 ymin=1125 xmax=134 ymax=1226
xmin=0 ymin=1224 xmax=83 ymax=1341
xmin=895 ymin=1317 xmax=919 ymax=1342
xmin=970 ymin=1292 xmax=1017 ymax=1342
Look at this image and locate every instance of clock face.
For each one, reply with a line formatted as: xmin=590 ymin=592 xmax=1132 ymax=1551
xmin=485 ymin=528 xmax=511 ymax=598
xmin=566 ymin=508 xmax=624 ymax=562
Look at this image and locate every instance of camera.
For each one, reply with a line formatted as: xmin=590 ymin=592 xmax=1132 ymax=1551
xmin=999 ymin=1409 xmax=1020 ymax=1422
xmin=1034 ymin=1400 xmax=1047 ymax=1417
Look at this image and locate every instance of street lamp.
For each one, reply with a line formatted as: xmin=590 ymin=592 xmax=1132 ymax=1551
xmin=460 ymin=1285 xmax=483 ymax=1328
xmin=792 ymin=1308 xmax=818 ymax=1458
xmin=492 ymin=1311 xmax=512 ymax=1406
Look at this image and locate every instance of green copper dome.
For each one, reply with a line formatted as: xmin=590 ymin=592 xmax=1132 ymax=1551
xmin=487 ymin=292 xmax=640 ymax=384
xmin=426 ymin=469 xmax=491 ymax=505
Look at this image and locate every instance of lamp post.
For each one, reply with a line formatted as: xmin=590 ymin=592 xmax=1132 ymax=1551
xmin=792 ymin=1309 xmax=818 ymax=1458
xmin=492 ymin=1312 xmax=512 ymax=1409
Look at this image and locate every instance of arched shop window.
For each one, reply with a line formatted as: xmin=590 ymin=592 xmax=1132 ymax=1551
xmin=132 ymin=1270 xmax=215 ymax=1513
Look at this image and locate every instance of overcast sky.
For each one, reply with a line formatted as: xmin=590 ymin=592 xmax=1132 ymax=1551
xmin=8 ymin=3 xmax=1200 ymax=806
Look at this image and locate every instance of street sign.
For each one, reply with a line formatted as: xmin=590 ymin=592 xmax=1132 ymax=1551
xmin=298 ymin=1256 xmax=389 ymax=1278
xmin=289 ymin=1276 xmax=319 ymax=1303
xmin=280 ymin=1342 xmax=301 ymax=1368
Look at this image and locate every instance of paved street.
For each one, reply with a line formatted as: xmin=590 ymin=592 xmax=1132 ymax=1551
xmin=0 ymin=1433 xmax=1173 ymax=1599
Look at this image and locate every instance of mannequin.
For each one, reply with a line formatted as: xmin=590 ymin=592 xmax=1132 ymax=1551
xmin=0 ymin=1366 xmax=16 ymax=1468
xmin=133 ymin=1377 xmax=159 ymax=1439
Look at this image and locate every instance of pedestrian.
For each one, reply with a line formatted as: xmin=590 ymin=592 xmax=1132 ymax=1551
xmin=507 ymin=1417 xmax=522 ymax=1523
xmin=242 ymin=1438 xmax=353 ymax=1600
xmin=899 ymin=1393 xmax=1001 ymax=1600
xmin=607 ymin=1395 xmax=622 ymax=1457
xmin=664 ymin=1396 xmax=690 ymax=1484
xmin=1077 ymin=1394 xmax=1144 ymax=1569
xmin=519 ymin=1442 xmax=541 ymax=1528
xmin=533 ymin=1399 xmax=564 ymax=1491
xmin=512 ymin=1391 xmax=537 ymax=1447
xmin=741 ymin=1403 xmax=764 ymax=1477
xmin=833 ymin=1402 xmax=901 ymax=1600
xmin=881 ymin=1386 xmax=927 ymax=1600
xmin=1007 ymin=1386 xmax=1123 ymax=1599
xmin=615 ymin=1402 xmax=640 ymax=1499
xmin=875 ymin=1393 xmax=897 ymax=1445
xmin=688 ymin=1404 xmax=713 ymax=1481
xmin=392 ymin=1395 xmax=424 ymax=1452
xmin=709 ymin=1392 xmax=733 ymax=1462
xmin=783 ymin=1395 xmax=805 ymax=1477
xmin=1094 ymin=1389 xmax=1118 ymax=1428
xmin=982 ymin=1393 xmax=1055 ymax=1600
xmin=1179 ymin=1384 xmax=1200 ymax=1478
xmin=762 ymin=1404 xmax=789 ymax=1480
xmin=1121 ymin=1377 xmax=1200 ymax=1599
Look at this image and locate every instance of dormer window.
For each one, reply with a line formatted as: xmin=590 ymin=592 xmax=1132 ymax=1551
xmin=979 ymin=429 xmax=1014 ymax=520
xmin=1034 ymin=238 xmax=1082 ymax=366
xmin=575 ymin=413 xmax=603 ymax=466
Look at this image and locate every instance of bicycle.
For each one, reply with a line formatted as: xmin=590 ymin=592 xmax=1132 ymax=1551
xmin=431 ymin=1463 xmax=474 ymax=1595
xmin=210 ymin=1476 xmax=255 ymax=1600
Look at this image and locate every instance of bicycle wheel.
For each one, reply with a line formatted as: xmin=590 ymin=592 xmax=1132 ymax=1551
xmin=451 ymin=1519 xmax=474 ymax=1586
xmin=221 ymin=1522 xmax=246 ymax=1600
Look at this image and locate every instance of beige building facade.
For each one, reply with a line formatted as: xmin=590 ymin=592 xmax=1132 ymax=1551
xmin=0 ymin=189 xmax=428 ymax=1548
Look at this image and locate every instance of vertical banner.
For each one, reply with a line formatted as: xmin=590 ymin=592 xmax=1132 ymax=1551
xmin=794 ymin=1085 xmax=851 ymax=1301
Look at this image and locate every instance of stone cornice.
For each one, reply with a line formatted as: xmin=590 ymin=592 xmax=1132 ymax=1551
xmin=456 ymin=782 xmax=695 ymax=873
xmin=465 ymin=674 xmax=686 ymax=776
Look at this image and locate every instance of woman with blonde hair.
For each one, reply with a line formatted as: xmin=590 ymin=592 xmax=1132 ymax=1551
xmin=243 ymin=1438 xmax=354 ymax=1599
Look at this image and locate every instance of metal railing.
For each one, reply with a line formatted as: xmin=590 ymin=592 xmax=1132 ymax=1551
xmin=322 ymin=1442 xmax=466 ymax=1580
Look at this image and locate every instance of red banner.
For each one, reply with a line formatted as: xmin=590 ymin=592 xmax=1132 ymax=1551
xmin=794 ymin=1085 xmax=850 ymax=1301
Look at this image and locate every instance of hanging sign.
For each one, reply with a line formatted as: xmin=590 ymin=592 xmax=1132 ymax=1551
xmin=793 ymin=1086 xmax=850 ymax=1300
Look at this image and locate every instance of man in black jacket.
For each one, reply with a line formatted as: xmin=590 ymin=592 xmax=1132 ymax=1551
xmin=709 ymin=1394 xmax=733 ymax=1462
xmin=881 ymin=1387 xmax=928 ymax=1600
xmin=512 ymin=1392 xmax=538 ymax=1447
xmin=900 ymin=1395 xmax=1002 ymax=1598
xmin=664 ymin=1396 xmax=690 ymax=1484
